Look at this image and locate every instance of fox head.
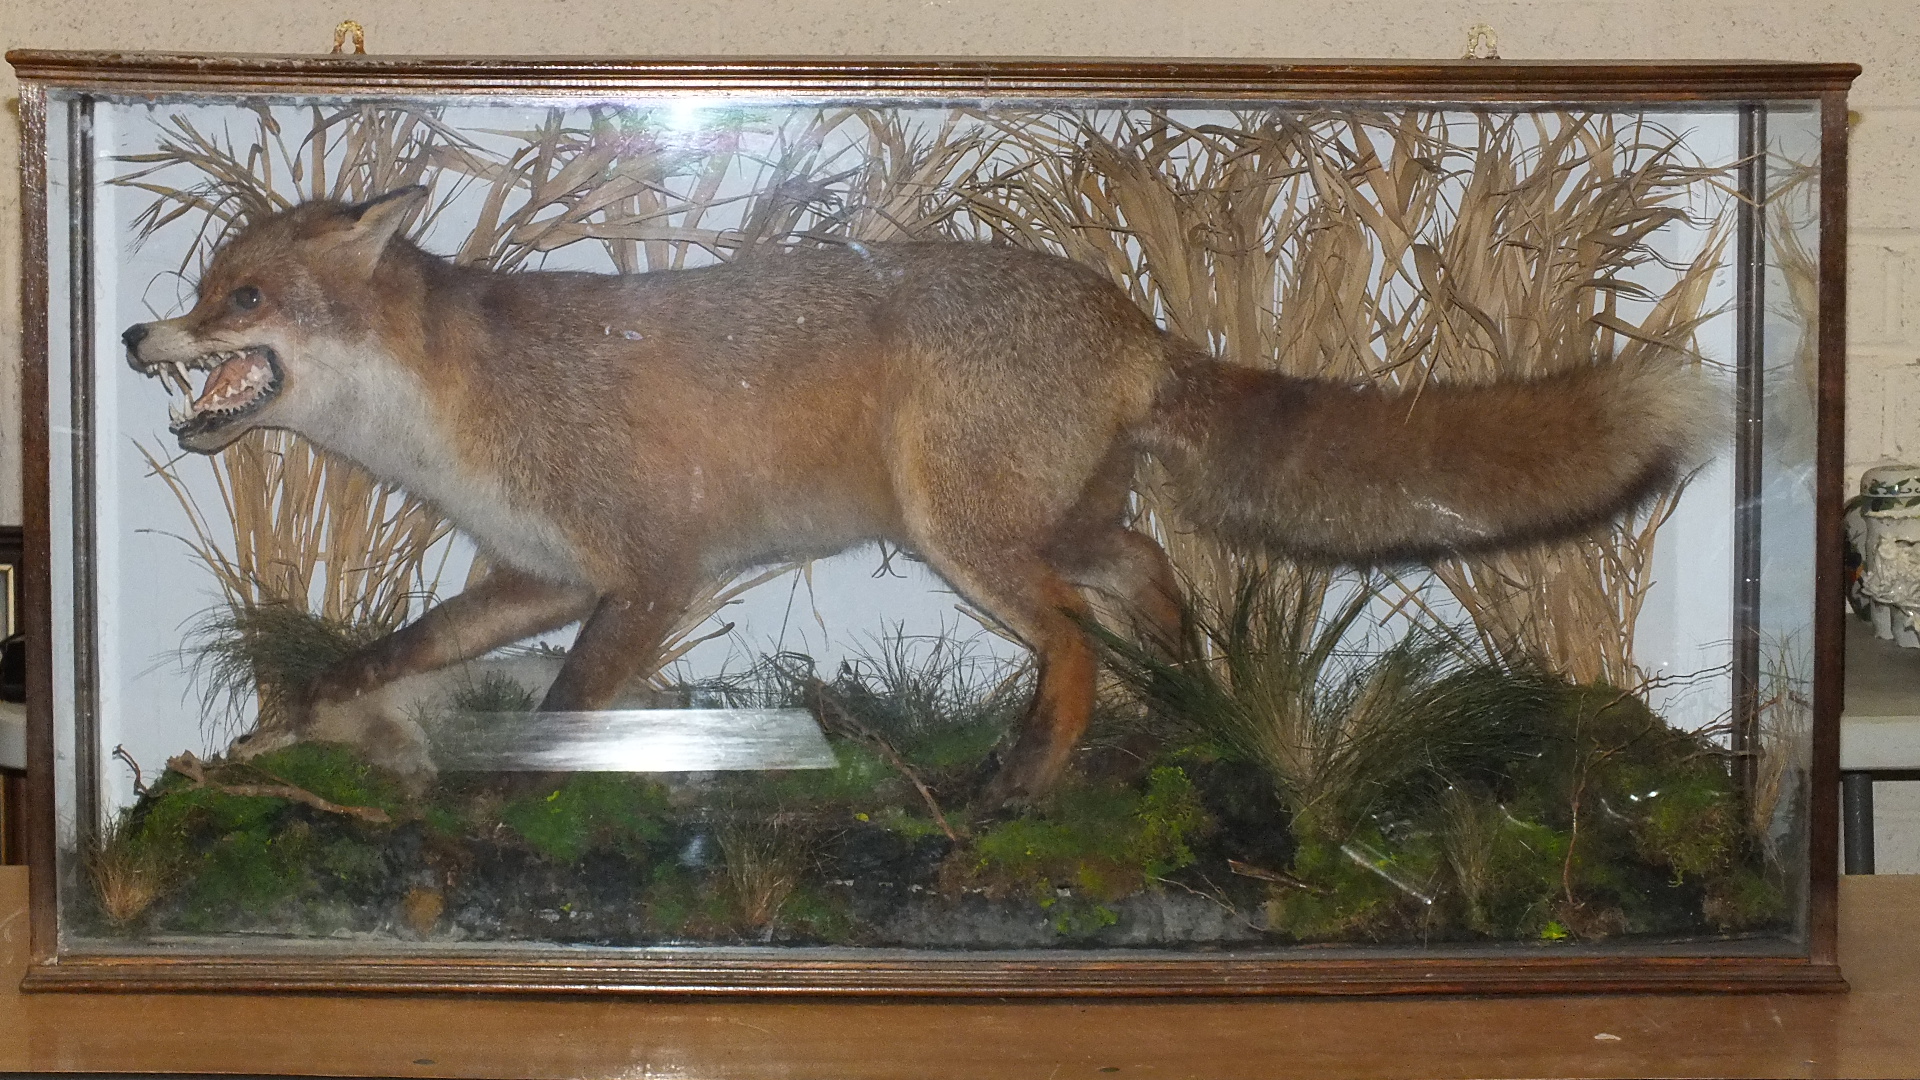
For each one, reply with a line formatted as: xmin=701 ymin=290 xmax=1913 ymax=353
xmin=121 ymin=186 xmax=429 ymax=454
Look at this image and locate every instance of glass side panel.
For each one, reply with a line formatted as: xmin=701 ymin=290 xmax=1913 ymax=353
xmin=1756 ymin=102 xmax=1822 ymax=938
xmin=44 ymin=91 xmax=1822 ymax=957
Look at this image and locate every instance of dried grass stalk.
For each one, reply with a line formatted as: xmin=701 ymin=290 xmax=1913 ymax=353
xmin=1749 ymin=637 xmax=1812 ymax=861
xmin=717 ymin=819 xmax=807 ymax=933
xmin=85 ymin=808 xmax=179 ymax=928
xmin=959 ymin=110 xmax=1729 ymax=684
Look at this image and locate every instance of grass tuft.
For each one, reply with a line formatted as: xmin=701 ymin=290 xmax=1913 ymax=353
xmin=1094 ymin=570 xmax=1554 ymax=840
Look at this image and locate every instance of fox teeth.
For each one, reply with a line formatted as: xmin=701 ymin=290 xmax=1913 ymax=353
xmin=168 ymin=363 xmax=194 ymax=395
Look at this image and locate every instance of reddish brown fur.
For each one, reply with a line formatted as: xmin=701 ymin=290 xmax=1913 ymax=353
xmin=125 ymin=188 xmax=1714 ymax=802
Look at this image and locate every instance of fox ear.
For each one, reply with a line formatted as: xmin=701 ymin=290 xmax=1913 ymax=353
xmin=332 ymin=186 xmax=428 ymax=270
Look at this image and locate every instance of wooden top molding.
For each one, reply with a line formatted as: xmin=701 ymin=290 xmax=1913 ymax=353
xmin=5 ymin=51 xmax=1864 ymax=101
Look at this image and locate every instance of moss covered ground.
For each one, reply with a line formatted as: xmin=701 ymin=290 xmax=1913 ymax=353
xmin=79 ymin=619 xmax=1796 ymax=949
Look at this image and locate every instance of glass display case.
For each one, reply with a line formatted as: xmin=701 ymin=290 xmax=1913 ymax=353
xmin=8 ymin=52 xmax=1857 ymax=994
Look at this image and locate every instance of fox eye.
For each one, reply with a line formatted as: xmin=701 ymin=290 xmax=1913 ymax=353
xmin=229 ymin=285 xmax=263 ymax=311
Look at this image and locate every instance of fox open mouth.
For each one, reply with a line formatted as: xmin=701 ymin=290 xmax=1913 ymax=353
xmin=148 ymin=346 xmax=283 ymax=437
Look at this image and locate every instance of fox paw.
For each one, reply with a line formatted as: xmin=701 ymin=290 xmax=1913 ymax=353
xmin=229 ymin=692 xmax=437 ymax=795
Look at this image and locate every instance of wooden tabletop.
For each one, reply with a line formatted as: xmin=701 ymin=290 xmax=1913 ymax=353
xmin=3 ymin=866 xmax=1918 ymax=1079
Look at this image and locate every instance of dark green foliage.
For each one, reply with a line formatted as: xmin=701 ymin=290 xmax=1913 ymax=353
xmin=816 ymin=630 xmax=1029 ymax=782
xmin=745 ymin=742 xmax=898 ymax=807
xmin=777 ymin=884 xmax=859 ymax=944
xmin=1265 ymin=826 xmax=1444 ymax=941
xmin=255 ymin=743 xmax=410 ymax=816
xmin=498 ymin=775 xmax=672 ymax=863
xmin=694 ymin=632 xmax=1023 ymax=816
xmin=639 ymin=862 xmax=704 ymax=938
xmin=1506 ymin=684 xmax=1753 ymax=919
xmin=1435 ymin=790 xmax=1569 ymax=938
xmin=1292 ymin=681 xmax=1781 ymax=942
xmin=1704 ymin=865 xmax=1786 ymax=931
xmin=1095 ymin=571 xmax=1555 ymax=839
xmin=685 ymin=633 xmax=1025 ymax=777
xmin=639 ymin=861 xmax=735 ymax=940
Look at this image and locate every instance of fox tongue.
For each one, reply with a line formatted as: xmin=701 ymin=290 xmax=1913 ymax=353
xmin=191 ymin=351 xmax=271 ymax=414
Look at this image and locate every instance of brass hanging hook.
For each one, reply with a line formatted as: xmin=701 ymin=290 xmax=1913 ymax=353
xmin=1462 ymin=24 xmax=1501 ymax=61
xmin=331 ymin=20 xmax=367 ymax=55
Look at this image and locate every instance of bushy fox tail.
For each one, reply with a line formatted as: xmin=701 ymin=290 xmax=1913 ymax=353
xmin=1141 ymin=348 xmax=1720 ymax=565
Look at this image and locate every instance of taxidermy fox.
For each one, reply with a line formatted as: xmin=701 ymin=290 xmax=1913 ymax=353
xmin=123 ymin=187 xmax=1712 ymax=803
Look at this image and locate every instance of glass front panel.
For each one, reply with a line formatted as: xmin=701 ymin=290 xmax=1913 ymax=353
xmin=44 ymin=90 xmax=1822 ymax=959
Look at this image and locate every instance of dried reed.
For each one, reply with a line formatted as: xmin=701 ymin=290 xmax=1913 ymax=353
xmin=85 ymin=807 xmax=179 ymax=928
xmin=1749 ymin=637 xmax=1812 ymax=863
xmin=717 ymin=818 xmax=807 ymax=933
xmin=956 ymin=109 xmax=1728 ymax=685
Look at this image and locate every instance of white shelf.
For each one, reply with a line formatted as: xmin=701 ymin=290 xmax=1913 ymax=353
xmin=1842 ymin=616 xmax=1920 ymax=771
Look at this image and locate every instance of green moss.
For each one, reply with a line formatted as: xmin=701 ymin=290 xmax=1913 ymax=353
xmin=1265 ymin=835 xmax=1401 ymax=940
xmin=971 ymin=766 xmax=1211 ymax=911
xmin=1478 ymin=814 xmax=1570 ymax=937
xmin=640 ymin=861 xmax=733 ymax=940
xmin=247 ymin=743 xmax=409 ymax=817
xmin=903 ymin=719 xmax=1006 ymax=772
xmin=1266 ymin=824 xmax=1446 ymax=941
xmin=1616 ymin=764 xmax=1738 ymax=882
xmin=420 ymin=802 xmax=469 ymax=839
xmin=752 ymin=742 xmax=897 ymax=807
xmin=1131 ymin=766 xmax=1210 ymax=878
xmin=866 ymin=805 xmax=948 ymax=841
xmin=499 ymin=774 xmax=671 ymax=863
xmin=781 ymin=884 xmax=858 ymax=943
xmin=1497 ymin=682 xmax=1761 ymax=935
xmin=1038 ymin=890 xmax=1121 ymax=936
xmin=174 ymin=821 xmax=316 ymax=928
xmin=1703 ymin=864 xmax=1786 ymax=931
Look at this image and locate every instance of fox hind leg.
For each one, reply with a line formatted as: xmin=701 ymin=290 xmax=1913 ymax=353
xmin=1053 ymin=525 xmax=1184 ymax=649
xmin=908 ymin=537 xmax=1100 ymax=806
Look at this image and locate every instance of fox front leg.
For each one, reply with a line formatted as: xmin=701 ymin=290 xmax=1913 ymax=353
xmin=240 ymin=568 xmax=597 ymax=782
xmin=539 ymin=591 xmax=689 ymax=711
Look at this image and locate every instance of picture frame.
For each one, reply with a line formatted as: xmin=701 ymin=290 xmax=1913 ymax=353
xmin=9 ymin=50 xmax=1857 ymax=995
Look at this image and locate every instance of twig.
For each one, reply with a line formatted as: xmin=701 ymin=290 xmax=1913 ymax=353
xmin=164 ymin=752 xmax=392 ymax=824
xmin=1152 ymin=872 xmax=1267 ymax=933
xmin=112 ymin=744 xmax=148 ymax=797
xmin=1229 ymin=858 xmax=1331 ymax=896
xmin=804 ymin=678 xmax=964 ymax=843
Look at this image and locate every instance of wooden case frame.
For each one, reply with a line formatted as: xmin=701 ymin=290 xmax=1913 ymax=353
xmin=6 ymin=51 xmax=1859 ymax=996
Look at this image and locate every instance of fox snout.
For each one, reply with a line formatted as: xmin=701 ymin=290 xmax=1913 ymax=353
xmin=122 ymin=315 xmax=288 ymax=454
xmin=122 ymin=321 xmax=159 ymax=375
